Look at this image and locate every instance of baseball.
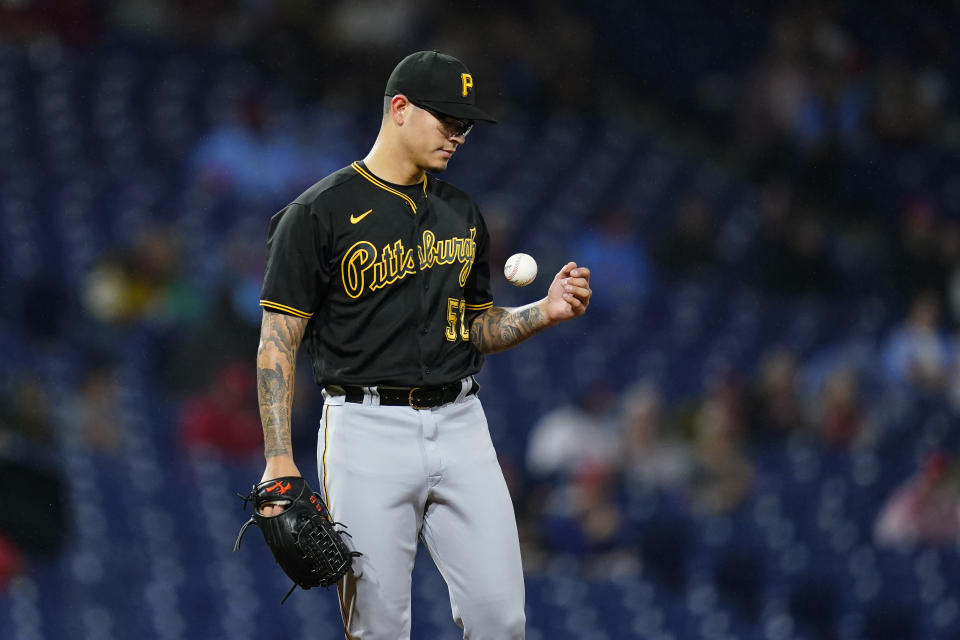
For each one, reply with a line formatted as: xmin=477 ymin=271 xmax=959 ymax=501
xmin=504 ymin=253 xmax=537 ymax=286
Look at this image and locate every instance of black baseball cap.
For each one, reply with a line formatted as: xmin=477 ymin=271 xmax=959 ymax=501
xmin=385 ymin=51 xmax=496 ymax=123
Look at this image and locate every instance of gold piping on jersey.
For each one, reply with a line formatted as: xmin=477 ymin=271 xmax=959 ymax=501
xmin=259 ymin=299 xmax=314 ymax=318
xmin=464 ymin=301 xmax=494 ymax=311
xmin=350 ymin=161 xmax=426 ymax=214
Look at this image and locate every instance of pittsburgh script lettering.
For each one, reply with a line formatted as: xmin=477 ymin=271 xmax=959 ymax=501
xmin=341 ymin=229 xmax=476 ymax=298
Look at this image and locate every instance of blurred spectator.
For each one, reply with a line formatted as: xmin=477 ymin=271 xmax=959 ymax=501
xmin=791 ymin=20 xmax=869 ymax=156
xmin=874 ymin=450 xmax=960 ymax=548
xmin=745 ymin=176 xmax=836 ymax=296
xmin=811 ymin=366 xmax=871 ymax=451
xmin=576 ymin=203 xmax=653 ymax=311
xmin=110 ymin=0 xmax=266 ymax=48
xmin=757 ymin=173 xmax=795 ymax=228
xmin=944 ymin=220 xmax=960 ymax=325
xmin=0 ymin=382 xmax=68 ymax=584
xmin=82 ymin=225 xmax=201 ymax=328
xmin=165 ymin=225 xmax=263 ymax=397
xmin=739 ymin=6 xmax=871 ymax=184
xmin=653 ymin=191 xmax=721 ymax=279
xmin=190 ymin=92 xmax=345 ymax=200
xmin=0 ymin=459 xmax=68 ymax=574
xmin=737 ymin=5 xmax=948 ymax=172
xmin=481 ymin=203 xmax=519 ymax=297
xmin=525 ymin=378 xmax=620 ymax=482
xmin=746 ymin=348 xmax=808 ymax=443
xmin=685 ymin=370 xmax=754 ymax=514
xmin=326 ymin=0 xmax=422 ymax=50
xmin=431 ymin=3 xmax=596 ymax=114
xmin=723 ymin=1 xmax=956 ymax=234
xmin=165 ymin=283 xmax=255 ymax=397
xmin=0 ymin=0 xmax=103 ymax=49
xmin=690 ymin=413 xmax=753 ymax=515
xmin=176 ymin=359 xmax=261 ymax=461
xmin=107 ymin=0 xmax=176 ymax=42
xmin=756 ymin=208 xmax=836 ymax=296
xmin=888 ymin=198 xmax=949 ymax=304
xmin=538 ymin=459 xmax=632 ymax=559
xmin=243 ymin=2 xmax=413 ymax=104
xmin=0 ymin=379 xmax=54 ymax=447
xmin=737 ymin=10 xmax=812 ymax=169
xmin=0 ymin=531 xmax=25 ymax=592
xmin=946 ymin=334 xmax=960 ymax=412
xmin=619 ymin=381 xmax=691 ymax=496
xmin=882 ymin=291 xmax=951 ymax=393
xmin=223 ymin=226 xmax=263 ymax=322
xmin=869 ymin=57 xmax=946 ymax=148
xmin=523 ymin=3 xmax=597 ymax=112
xmin=72 ymin=360 xmax=123 ymax=453
xmin=174 ymin=0 xmax=262 ymax=48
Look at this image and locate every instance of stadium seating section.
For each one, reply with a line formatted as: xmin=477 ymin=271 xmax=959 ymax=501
xmin=0 ymin=35 xmax=958 ymax=640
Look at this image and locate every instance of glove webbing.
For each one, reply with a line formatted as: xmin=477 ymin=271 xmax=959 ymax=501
xmin=298 ymin=522 xmax=355 ymax=586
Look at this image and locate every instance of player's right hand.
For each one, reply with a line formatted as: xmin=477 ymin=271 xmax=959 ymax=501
xmin=544 ymin=262 xmax=592 ymax=322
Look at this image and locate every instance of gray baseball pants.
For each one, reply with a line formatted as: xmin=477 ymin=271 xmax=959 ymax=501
xmin=318 ymin=382 xmax=525 ymax=639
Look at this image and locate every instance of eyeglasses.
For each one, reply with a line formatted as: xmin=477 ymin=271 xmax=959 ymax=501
xmin=410 ymin=101 xmax=474 ymax=138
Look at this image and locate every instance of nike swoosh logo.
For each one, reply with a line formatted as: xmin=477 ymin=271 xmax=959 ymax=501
xmin=350 ymin=209 xmax=373 ymax=224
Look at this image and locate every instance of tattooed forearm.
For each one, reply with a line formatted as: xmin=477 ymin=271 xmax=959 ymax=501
xmin=469 ymin=304 xmax=548 ymax=354
xmin=257 ymin=362 xmax=291 ymax=456
xmin=257 ymin=311 xmax=309 ymax=458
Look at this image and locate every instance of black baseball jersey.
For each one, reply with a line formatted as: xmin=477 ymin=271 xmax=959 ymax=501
xmin=260 ymin=161 xmax=493 ymax=387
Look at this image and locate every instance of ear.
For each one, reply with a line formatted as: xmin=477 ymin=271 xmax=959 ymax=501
xmin=390 ymin=94 xmax=411 ymax=126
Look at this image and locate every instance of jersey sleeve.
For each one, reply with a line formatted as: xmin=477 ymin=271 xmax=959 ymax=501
xmin=260 ymin=203 xmax=328 ymax=318
xmin=464 ymin=209 xmax=493 ymax=313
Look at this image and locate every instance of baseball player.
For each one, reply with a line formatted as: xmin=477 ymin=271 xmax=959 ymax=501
xmin=255 ymin=50 xmax=592 ymax=639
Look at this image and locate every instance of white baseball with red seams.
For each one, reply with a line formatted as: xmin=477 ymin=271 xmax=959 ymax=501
xmin=503 ymin=253 xmax=537 ymax=286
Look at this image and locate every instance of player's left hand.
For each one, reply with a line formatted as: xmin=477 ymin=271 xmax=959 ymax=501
xmin=544 ymin=262 xmax=591 ymax=323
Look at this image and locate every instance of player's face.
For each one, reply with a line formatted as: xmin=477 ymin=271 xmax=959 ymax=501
xmin=405 ymin=102 xmax=472 ymax=172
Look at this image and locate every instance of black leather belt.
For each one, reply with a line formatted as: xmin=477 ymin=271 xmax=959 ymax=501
xmin=334 ymin=378 xmax=480 ymax=409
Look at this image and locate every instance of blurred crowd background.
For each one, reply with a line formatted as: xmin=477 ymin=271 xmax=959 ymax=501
xmin=2 ymin=1 xmax=960 ymax=640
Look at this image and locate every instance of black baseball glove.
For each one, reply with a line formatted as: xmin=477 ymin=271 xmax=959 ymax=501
xmin=234 ymin=476 xmax=360 ymax=603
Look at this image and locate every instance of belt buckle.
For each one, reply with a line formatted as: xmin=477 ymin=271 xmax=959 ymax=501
xmin=408 ymin=387 xmax=428 ymax=410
